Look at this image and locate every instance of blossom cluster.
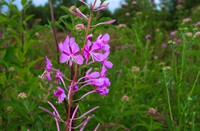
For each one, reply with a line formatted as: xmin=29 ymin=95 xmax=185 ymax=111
xmin=39 ymin=1 xmax=114 ymax=130
xmin=40 ymin=33 xmax=112 ymax=103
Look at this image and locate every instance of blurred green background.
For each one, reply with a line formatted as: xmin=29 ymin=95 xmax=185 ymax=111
xmin=0 ymin=0 xmax=200 ymax=130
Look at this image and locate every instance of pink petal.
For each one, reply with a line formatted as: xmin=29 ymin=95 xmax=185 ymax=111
xmin=69 ymin=59 xmax=73 ymax=67
xmin=90 ymin=72 xmax=100 ymax=79
xmin=103 ymin=60 xmax=113 ymax=68
xmin=60 ymin=53 xmax=69 ymax=63
xmin=46 ymin=72 xmax=52 ymax=81
xmin=58 ymin=43 xmax=64 ymax=52
xmin=71 ymin=42 xmax=80 ymax=54
xmin=74 ymin=55 xmax=84 ymax=65
xmin=93 ymin=53 xmax=106 ymax=62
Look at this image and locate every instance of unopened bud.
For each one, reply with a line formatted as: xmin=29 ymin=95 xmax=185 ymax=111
xmin=75 ymin=24 xmax=85 ymax=30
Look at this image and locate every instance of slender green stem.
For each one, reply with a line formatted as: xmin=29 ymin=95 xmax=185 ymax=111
xmin=163 ymin=71 xmax=173 ymax=122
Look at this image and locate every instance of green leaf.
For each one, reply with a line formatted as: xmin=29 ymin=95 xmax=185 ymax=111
xmin=24 ymin=14 xmax=34 ymax=22
xmin=21 ymin=0 xmax=27 ymax=6
xmin=15 ymin=49 xmax=25 ymax=63
xmin=4 ymin=46 xmax=15 ymax=62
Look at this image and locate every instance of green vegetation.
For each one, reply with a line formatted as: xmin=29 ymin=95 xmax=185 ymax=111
xmin=0 ymin=0 xmax=200 ymax=130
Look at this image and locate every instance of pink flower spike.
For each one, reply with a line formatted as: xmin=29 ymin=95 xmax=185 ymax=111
xmin=93 ymin=19 xmax=116 ymax=27
xmin=54 ymin=87 xmax=66 ymax=103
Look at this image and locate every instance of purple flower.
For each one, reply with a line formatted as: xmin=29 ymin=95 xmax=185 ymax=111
xmin=85 ymin=68 xmax=100 ymax=79
xmin=145 ymin=34 xmax=151 ymax=39
xmin=95 ymin=86 xmax=109 ymax=96
xmin=55 ymin=70 xmax=63 ymax=84
xmin=162 ymin=43 xmax=167 ymax=49
xmin=95 ymin=34 xmax=110 ymax=52
xmin=84 ymin=40 xmax=107 ymax=63
xmin=91 ymin=77 xmax=110 ymax=87
xmin=170 ymin=31 xmax=176 ymax=36
xmin=54 ymin=87 xmax=66 ymax=103
xmin=102 ymin=59 xmax=113 ymax=69
xmin=59 ymin=36 xmax=84 ymax=66
xmin=84 ymin=34 xmax=111 ymax=63
xmin=100 ymin=66 xmax=107 ymax=77
xmin=177 ymin=39 xmax=181 ymax=44
xmin=68 ymin=85 xmax=79 ymax=91
xmin=45 ymin=56 xmax=52 ymax=71
xmin=45 ymin=56 xmax=53 ymax=81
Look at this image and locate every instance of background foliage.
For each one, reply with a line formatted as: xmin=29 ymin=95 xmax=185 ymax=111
xmin=0 ymin=0 xmax=200 ymax=130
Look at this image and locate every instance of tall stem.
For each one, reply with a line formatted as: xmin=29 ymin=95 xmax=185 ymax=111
xmin=66 ymin=1 xmax=97 ymax=130
xmin=49 ymin=0 xmax=59 ymax=64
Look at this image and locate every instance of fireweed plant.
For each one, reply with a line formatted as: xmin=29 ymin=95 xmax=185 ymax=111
xmin=39 ymin=0 xmax=115 ymax=130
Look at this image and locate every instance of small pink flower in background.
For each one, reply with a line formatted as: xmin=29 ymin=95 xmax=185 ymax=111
xmin=121 ymin=95 xmax=130 ymax=101
xmin=170 ymin=31 xmax=176 ymax=36
xmin=125 ymin=12 xmax=130 ymax=16
xmin=145 ymin=34 xmax=151 ymax=39
xmin=162 ymin=43 xmax=167 ymax=49
xmin=177 ymin=39 xmax=181 ymax=44
xmin=1 ymin=67 xmax=6 ymax=72
xmin=54 ymin=87 xmax=66 ymax=103
xmin=182 ymin=18 xmax=192 ymax=24
xmin=186 ymin=32 xmax=193 ymax=37
xmin=131 ymin=1 xmax=137 ymax=5
xmin=132 ymin=66 xmax=140 ymax=72
xmin=195 ymin=31 xmax=200 ymax=37
xmin=59 ymin=36 xmax=84 ymax=66
xmin=122 ymin=2 xmax=128 ymax=7
xmin=195 ymin=21 xmax=200 ymax=27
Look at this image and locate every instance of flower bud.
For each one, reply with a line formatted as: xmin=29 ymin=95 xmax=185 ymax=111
xmin=75 ymin=24 xmax=85 ymax=30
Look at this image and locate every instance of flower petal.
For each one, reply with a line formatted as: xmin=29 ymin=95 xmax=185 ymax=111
xmin=102 ymin=60 xmax=113 ymax=68
xmin=74 ymin=55 xmax=84 ymax=65
xmin=60 ymin=53 xmax=69 ymax=63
